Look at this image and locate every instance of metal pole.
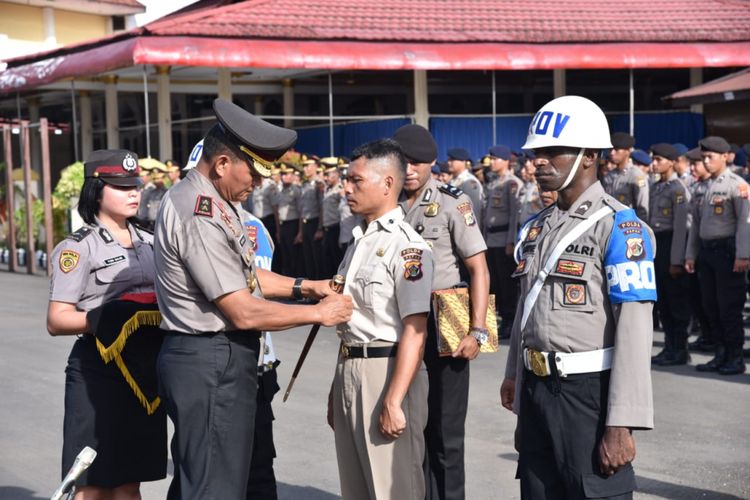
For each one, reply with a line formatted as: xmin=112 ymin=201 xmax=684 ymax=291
xmin=143 ymin=66 xmax=151 ymax=158
xmin=40 ymin=118 xmax=53 ymax=276
xmin=629 ymin=69 xmax=634 ymax=137
xmin=491 ymin=71 xmax=497 ymax=145
xmin=328 ymin=72 xmax=334 ymax=156
xmin=3 ymin=125 xmax=18 ymax=272
xmin=21 ymin=121 xmax=36 ymax=274
xmin=70 ymin=81 xmax=79 ymax=162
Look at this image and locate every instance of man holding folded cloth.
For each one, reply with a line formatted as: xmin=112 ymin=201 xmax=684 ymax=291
xmin=500 ymin=96 xmax=656 ymax=499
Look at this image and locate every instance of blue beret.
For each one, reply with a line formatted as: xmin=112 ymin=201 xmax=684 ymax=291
xmin=631 ymin=149 xmax=652 ymax=166
xmin=734 ymin=148 xmax=747 ymax=167
xmin=488 ymin=145 xmax=511 ymax=160
xmin=672 ymin=143 xmax=689 ymax=157
xmin=431 ymin=164 xmax=441 ymax=175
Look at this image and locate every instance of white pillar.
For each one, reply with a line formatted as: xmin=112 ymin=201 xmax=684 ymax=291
xmin=104 ymin=75 xmax=119 ymax=149
xmin=690 ymin=68 xmax=703 ymax=114
xmin=553 ymin=69 xmax=566 ymax=98
xmin=217 ymin=68 xmax=232 ymax=101
xmin=42 ymin=7 xmax=56 ymax=47
xmin=79 ymin=91 xmax=93 ymax=158
xmin=254 ymin=96 xmax=263 ymax=116
xmin=27 ymin=98 xmax=41 ymax=169
xmin=282 ymin=78 xmax=294 ymax=128
xmin=413 ymin=70 xmax=429 ymax=128
xmin=156 ymin=65 xmax=172 ymax=160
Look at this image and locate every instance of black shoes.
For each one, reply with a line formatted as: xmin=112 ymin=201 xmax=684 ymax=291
xmin=696 ymin=346 xmax=726 ymax=372
xmin=658 ymin=349 xmax=690 ymax=366
xmin=651 ymin=349 xmax=668 ymax=364
xmin=718 ymin=350 xmax=746 ymax=376
xmin=689 ymin=337 xmax=716 ymax=352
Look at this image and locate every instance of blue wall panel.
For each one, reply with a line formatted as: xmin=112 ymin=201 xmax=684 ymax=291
xmin=294 ymin=118 xmax=410 ymax=158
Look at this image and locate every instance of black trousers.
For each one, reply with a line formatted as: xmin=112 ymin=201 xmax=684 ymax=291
xmin=247 ymin=365 xmax=281 ymax=500
xmin=653 ymin=232 xmax=691 ymax=349
xmin=320 ymin=224 xmax=343 ymax=279
xmin=687 ymin=260 xmax=711 ymax=337
xmin=157 ymin=331 xmax=260 ymax=500
xmin=279 ymin=220 xmax=302 ymax=277
xmin=423 ymin=310 xmax=470 ymax=500
xmin=301 ymin=217 xmax=322 ymax=279
xmin=519 ymin=368 xmax=636 ymax=500
xmin=487 ymin=246 xmax=519 ymax=327
xmin=697 ymin=239 xmax=747 ymax=350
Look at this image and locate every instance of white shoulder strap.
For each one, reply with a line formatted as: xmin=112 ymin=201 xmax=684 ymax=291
xmin=520 ymin=206 xmax=614 ymax=331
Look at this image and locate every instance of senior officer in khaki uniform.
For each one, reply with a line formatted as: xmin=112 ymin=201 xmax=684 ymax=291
xmin=301 ymin=158 xmax=324 ymax=279
xmin=393 ymin=125 xmax=490 ymax=500
xmin=500 ymin=96 xmax=656 ymax=500
xmin=605 ymin=132 xmax=650 ymax=221
xmin=320 ymin=160 xmax=344 ymax=277
xmin=647 ymin=143 xmax=692 ymax=366
xmin=685 ymin=136 xmax=750 ymax=376
xmin=447 ymin=148 xmax=484 ymax=226
xmin=484 ymin=145 xmax=524 ymax=339
xmin=154 ymin=99 xmax=352 ymax=500
xmin=329 ymin=139 xmax=433 ymax=500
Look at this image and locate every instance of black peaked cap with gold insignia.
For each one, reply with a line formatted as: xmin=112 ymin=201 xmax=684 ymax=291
xmin=84 ymin=149 xmax=142 ymax=187
xmin=213 ymin=98 xmax=297 ymax=177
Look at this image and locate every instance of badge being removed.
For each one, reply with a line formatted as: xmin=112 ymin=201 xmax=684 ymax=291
xmin=59 ymin=250 xmax=80 ymax=273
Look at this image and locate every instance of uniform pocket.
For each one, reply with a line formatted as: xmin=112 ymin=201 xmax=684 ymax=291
xmin=94 ymin=262 xmax=132 ymax=284
xmin=354 ymin=265 xmax=385 ymax=309
xmin=582 ymin=463 xmax=636 ymax=498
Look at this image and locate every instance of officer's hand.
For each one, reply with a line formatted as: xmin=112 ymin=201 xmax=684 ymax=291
xmin=500 ymin=378 xmax=515 ymax=411
xmin=305 ymin=279 xmax=336 ymax=299
xmin=316 ymin=294 xmax=353 ymax=326
xmin=452 ymin=335 xmax=480 ymax=360
xmin=669 ymin=265 xmax=684 ymax=278
xmin=327 ymin=388 xmax=335 ymax=431
xmin=379 ymin=401 xmax=406 ymax=440
xmin=733 ymin=258 xmax=750 ymax=273
xmin=314 ymin=229 xmax=324 ymax=241
xmin=293 ymin=232 xmax=303 ymax=245
xmin=684 ymin=259 xmax=695 ymax=274
xmin=505 ymin=243 xmax=515 ymax=257
xmin=598 ymin=426 xmax=635 ymax=476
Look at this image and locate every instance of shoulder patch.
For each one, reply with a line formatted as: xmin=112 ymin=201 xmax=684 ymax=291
xmin=739 ymin=183 xmax=749 ymax=199
xmin=456 ymin=201 xmax=477 ymax=226
xmin=194 ymin=195 xmax=214 ymax=217
xmin=59 ymin=250 xmax=80 ymax=273
xmin=604 ymin=209 xmax=657 ymax=304
xmin=66 ymin=227 xmax=92 ymax=242
xmin=439 ymin=184 xmax=463 ymax=198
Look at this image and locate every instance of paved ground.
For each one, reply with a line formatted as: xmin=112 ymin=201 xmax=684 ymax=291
xmin=0 ymin=270 xmax=748 ymax=500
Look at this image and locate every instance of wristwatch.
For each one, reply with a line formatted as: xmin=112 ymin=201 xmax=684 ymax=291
xmin=469 ymin=326 xmax=489 ymax=346
xmin=292 ymin=277 xmax=305 ymax=301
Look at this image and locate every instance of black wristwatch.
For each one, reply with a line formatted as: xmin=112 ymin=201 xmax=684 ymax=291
xmin=292 ymin=277 xmax=305 ymax=301
xmin=469 ymin=326 xmax=489 ymax=346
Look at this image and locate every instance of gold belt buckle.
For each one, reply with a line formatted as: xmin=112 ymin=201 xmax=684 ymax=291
xmin=340 ymin=344 xmax=350 ymax=359
xmin=528 ymin=349 xmax=550 ymax=377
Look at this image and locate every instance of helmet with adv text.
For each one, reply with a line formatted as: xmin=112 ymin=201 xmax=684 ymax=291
xmin=523 ymin=95 xmax=613 ymax=151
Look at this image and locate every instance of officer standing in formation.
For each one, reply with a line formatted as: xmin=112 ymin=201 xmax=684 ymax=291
xmin=447 ymin=148 xmax=484 ymax=226
xmin=501 ymin=95 xmax=656 ymax=499
xmin=483 ymin=145 xmax=523 ymax=338
xmin=647 ymin=143 xmax=692 ymax=365
xmin=605 ymin=132 xmax=650 ymax=220
xmin=274 ymin=162 xmax=303 ymax=277
xmin=685 ymin=136 xmax=750 ymax=375
xmin=320 ymin=159 xmax=344 ymax=277
xmin=154 ymin=99 xmax=352 ymax=499
xmin=329 ymin=139 xmax=433 ymax=500
xmin=301 ymin=157 xmax=323 ymax=279
xmin=392 ymin=124 xmax=490 ymax=500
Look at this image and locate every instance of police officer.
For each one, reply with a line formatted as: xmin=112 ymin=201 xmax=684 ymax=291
xmin=631 ymin=149 xmax=653 ymax=183
xmin=516 ymin=152 xmax=545 ymax=230
xmin=274 ymin=162 xmax=304 ymax=277
xmin=329 ymin=139 xmax=433 ymax=500
xmin=447 ymin=148 xmax=484 ymax=226
xmin=685 ymin=136 xmax=750 ymax=375
xmin=673 ymin=143 xmax=693 ymax=188
xmin=154 ymin=99 xmax=352 ymax=499
xmin=393 ymin=124 xmax=490 ymax=500
xmin=605 ymin=131 xmax=650 ymax=220
xmin=501 ymin=96 xmax=656 ymax=499
xmin=484 ymin=145 xmax=523 ymax=338
xmin=301 ymin=157 xmax=324 ymax=279
xmin=648 ymin=143 xmax=692 ymax=365
xmin=320 ymin=160 xmax=344 ymax=277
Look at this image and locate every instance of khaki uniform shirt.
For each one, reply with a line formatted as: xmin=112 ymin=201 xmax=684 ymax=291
xmin=452 ymin=169 xmax=484 ymax=227
xmin=322 ymin=184 xmax=343 ymax=228
xmin=686 ymin=169 xmax=750 ymax=260
xmin=689 ymin=177 xmax=709 ymax=210
xmin=605 ymin=164 xmax=650 ymax=221
xmin=249 ymin=178 xmax=277 ymax=219
xmin=275 ymin=184 xmax=302 ymax=222
xmin=154 ymin=169 xmax=261 ymax=334
xmin=300 ymin=180 xmax=322 ymax=223
xmin=399 ymin=178 xmax=487 ymax=291
xmin=336 ymin=207 xmax=433 ymax=344
xmin=49 ymin=221 xmax=154 ymax=311
xmin=516 ymin=181 xmax=545 ymax=237
xmin=505 ymin=182 xmax=656 ymax=428
xmin=483 ymin=173 xmax=522 ymax=248
xmin=648 ymin=173 xmax=691 ymax=266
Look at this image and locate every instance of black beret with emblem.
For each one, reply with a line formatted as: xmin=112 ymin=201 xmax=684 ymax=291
xmin=611 ymin=132 xmax=635 ymax=150
xmin=699 ymin=136 xmax=731 ymax=154
xmin=391 ymin=124 xmax=438 ymax=163
xmin=213 ymin=98 xmax=297 ymax=178
xmin=84 ymin=149 xmax=141 ymax=187
xmin=649 ymin=143 xmax=678 ymax=161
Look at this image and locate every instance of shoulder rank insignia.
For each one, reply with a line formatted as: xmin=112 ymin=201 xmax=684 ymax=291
xmin=67 ymin=227 xmax=92 ymax=242
xmin=194 ymin=195 xmax=214 ymax=217
xmin=439 ymin=184 xmax=463 ymax=198
xmin=425 ymin=202 xmax=440 ymax=217
xmin=59 ymin=250 xmax=80 ymax=273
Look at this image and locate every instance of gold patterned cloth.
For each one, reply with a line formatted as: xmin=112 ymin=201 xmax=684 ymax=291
xmin=432 ymin=288 xmax=499 ymax=356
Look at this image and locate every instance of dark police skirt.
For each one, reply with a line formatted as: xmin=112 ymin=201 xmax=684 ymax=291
xmin=62 ymin=335 xmax=167 ymax=488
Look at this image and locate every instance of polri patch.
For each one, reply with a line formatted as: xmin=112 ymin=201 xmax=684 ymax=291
xmin=563 ymin=283 xmax=587 ymax=305
xmin=555 ymin=259 xmax=586 ymax=277
xmin=456 ymin=202 xmax=476 ymax=226
xmin=59 ymin=250 xmax=80 ymax=273
xmin=625 ymin=237 xmax=646 ymax=261
xmin=403 ymin=260 xmax=423 ymax=281
xmin=194 ymin=195 xmax=214 ymax=217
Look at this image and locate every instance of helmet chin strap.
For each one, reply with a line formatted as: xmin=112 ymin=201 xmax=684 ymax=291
xmin=557 ymin=148 xmax=585 ymax=192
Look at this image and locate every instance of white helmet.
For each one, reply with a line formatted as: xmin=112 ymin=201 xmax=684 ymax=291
xmin=522 ymin=95 xmax=613 ymax=150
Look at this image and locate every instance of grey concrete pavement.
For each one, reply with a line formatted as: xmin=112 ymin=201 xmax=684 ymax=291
xmin=0 ymin=270 xmax=748 ymax=499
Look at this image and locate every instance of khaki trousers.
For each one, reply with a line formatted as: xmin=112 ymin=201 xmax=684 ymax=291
xmin=333 ymin=352 xmax=429 ymax=500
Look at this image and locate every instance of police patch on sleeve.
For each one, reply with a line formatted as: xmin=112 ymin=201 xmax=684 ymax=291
xmin=604 ymin=209 xmax=657 ymax=304
xmin=59 ymin=250 xmax=80 ymax=273
xmin=401 ymin=248 xmax=424 ymax=281
xmin=456 ymin=202 xmax=476 ymax=226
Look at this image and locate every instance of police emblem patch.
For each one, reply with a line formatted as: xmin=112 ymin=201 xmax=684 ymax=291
xmin=194 ymin=195 xmax=213 ymax=217
xmin=491 ymin=197 xmax=502 ymax=208
xmin=625 ymin=237 xmax=645 ymax=261
xmin=526 ymin=226 xmax=542 ymax=242
xmin=618 ymin=195 xmax=627 ymax=202
xmin=245 ymin=225 xmax=258 ymax=251
xmin=456 ymin=202 xmax=476 ymax=226
xmin=425 ymin=202 xmax=440 ymax=217
xmin=403 ymin=260 xmax=423 ymax=281
xmin=59 ymin=250 xmax=79 ymax=273
xmin=122 ymin=153 xmax=137 ymax=172
xmin=513 ymin=259 xmax=526 ymax=274
xmin=563 ymin=283 xmax=586 ymax=305
xmin=661 ymin=207 xmax=671 ymax=216
xmin=714 ymin=205 xmax=724 ymax=215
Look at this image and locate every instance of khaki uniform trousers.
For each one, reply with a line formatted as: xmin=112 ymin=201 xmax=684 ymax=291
xmin=333 ymin=348 xmax=429 ymax=500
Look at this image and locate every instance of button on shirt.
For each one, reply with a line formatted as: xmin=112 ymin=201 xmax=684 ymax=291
xmin=154 ymin=168 xmax=261 ymax=334
xmin=648 ymin=173 xmax=691 ymax=266
xmin=605 ymin=164 xmax=649 ymax=221
xmin=483 ymin=172 xmax=523 ymax=247
xmin=336 ymin=207 xmax=433 ymax=345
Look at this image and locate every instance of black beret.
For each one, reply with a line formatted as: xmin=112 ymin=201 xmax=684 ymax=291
xmin=699 ymin=136 xmax=731 ymax=154
xmin=213 ymin=98 xmax=297 ymax=177
xmin=611 ymin=132 xmax=635 ymax=149
xmin=649 ymin=143 xmax=678 ymax=161
xmin=488 ymin=145 xmax=511 ymax=160
xmin=743 ymin=144 xmax=750 ymax=156
xmin=84 ymin=149 xmax=142 ymax=187
xmin=730 ymin=143 xmax=740 ymax=154
xmin=686 ymin=148 xmax=703 ymax=162
xmin=391 ymin=124 xmax=437 ymax=163
xmin=447 ymin=148 xmax=471 ymax=161
xmin=631 ymin=149 xmax=652 ymax=166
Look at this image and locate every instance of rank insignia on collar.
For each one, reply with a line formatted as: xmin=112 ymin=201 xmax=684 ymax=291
xmin=422 ymin=189 xmax=433 ymax=203
xmin=59 ymin=250 xmax=80 ymax=273
xmin=99 ymin=228 xmax=114 ymax=243
xmin=425 ymin=202 xmax=440 ymax=217
xmin=194 ymin=195 xmax=213 ymax=217
xmin=575 ymin=201 xmax=592 ymax=216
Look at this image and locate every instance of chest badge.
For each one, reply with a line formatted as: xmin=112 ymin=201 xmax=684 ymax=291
xmin=425 ymin=202 xmax=440 ymax=217
xmin=247 ymin=272 xmax=258 ymax=293
xmin=525 ymin=226 xmax=542 ymax=242
xmin=376 ymin=248 xmax=385 ymax=257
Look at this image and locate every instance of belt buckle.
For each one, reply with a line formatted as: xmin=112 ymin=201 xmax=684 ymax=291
xmin=528 ymin=349 xmax=549 ymax=377
xmin=340 ymin=344 xmax=350 ymax=359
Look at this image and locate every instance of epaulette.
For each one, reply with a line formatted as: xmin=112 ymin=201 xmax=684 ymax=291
xmin=66 ymin=227 xmax=92 ymax=242
xmin=438 ymin=184 xmax=463 ymax=199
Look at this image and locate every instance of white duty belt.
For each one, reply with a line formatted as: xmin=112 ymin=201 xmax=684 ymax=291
xmin=523 ymin=347 xmax=614 ymax=377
